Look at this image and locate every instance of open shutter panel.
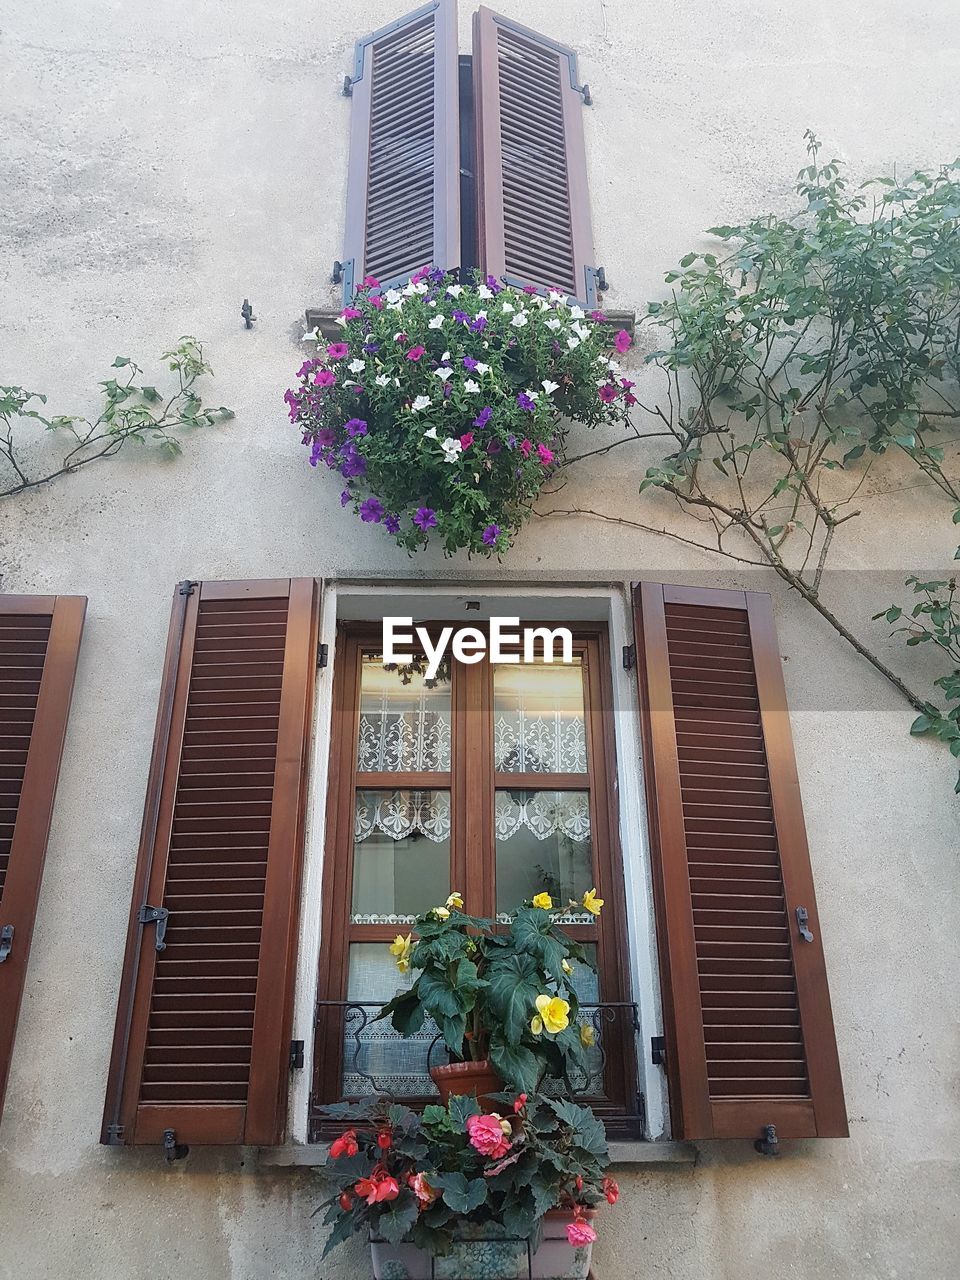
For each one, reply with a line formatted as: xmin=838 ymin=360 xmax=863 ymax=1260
xmin=101 ymin=579 xmax=319 ymax=1148
xmin=634 ymin=583 xmax=847 ymax=1142
xmin=0 ymin=594 xmax=85 ymax=1115
xmin=473 ymin=6 xmax=597 ymax=304
xmin=342 ymin=0 xmax=460 ymax=300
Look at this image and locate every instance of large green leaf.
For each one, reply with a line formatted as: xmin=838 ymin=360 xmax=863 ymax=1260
xmin=433 ymin=1172 xmax=488 ymax=1214
xmin=320 ymin=1210 xmax=358 ymax=1259
xmin=485 ymin=952 xmax=541 ymax=1044
xmin=488 ymin=1035 xmax=540 ymax=1094
xmin=510 ymin=909 xmax=568 ymax=983
xmin=378 ymin=989 xmax=425 ymax=1037
xmin=375 ymin=1195 xmax=420 ymax=1245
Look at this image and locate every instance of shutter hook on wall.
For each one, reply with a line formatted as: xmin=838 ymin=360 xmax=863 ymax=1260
xmin=754 ymin=1124 xmax=779 ymax=1156
xmin=163 ymin=1129 xmax=189 ymax=1163
xmin=0 ymin=924 xmax=13 ymax=963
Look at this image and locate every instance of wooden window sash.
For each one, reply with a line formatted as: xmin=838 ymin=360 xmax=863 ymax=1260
xmin=0 ymin=594 xmax=86 ymax=1117
xmin=634 ymin=581 xmax=847 ymax=1141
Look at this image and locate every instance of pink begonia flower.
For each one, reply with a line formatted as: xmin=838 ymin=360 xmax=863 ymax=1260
xmin=537 ymin=443 xmax=554 ymax=466
xmin=314 ymin=369 xmax=336 ymax=387
xmin=466 ymin=1113 xmax=511 ymax=1159
xmin=566 ymin=1220 xmax=597 ymax=1247
xmin=460 ymin=432 xmax=475 ymax=449
xmin=614 ymin=329 xmax=632 ymax=354
xmin=598 ymin=384 xmax=618 ymax=404
xmin=326 ymin=343 xmax=349 ymax=360
xmin=406 ymin=345 xmax=425 ymax=361
xmin=519 ymin=438 xmax=533 ymax=459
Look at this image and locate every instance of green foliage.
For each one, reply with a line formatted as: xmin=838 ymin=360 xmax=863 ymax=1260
xmin=377 ymin=898 xmax=596 ymax=1094
xmin=287 ymin=271 xmax=633 ymax=555
xmin=315 ymin=1092 xmax=612 ymax=1259
xmin=0 ymin=338 xmax=233 ymax=500
xmin=875 ymin=577 xmax=960 ymax=790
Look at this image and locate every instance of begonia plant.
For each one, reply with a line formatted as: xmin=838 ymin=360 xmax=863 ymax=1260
xmin=285 ymin=270 xmax=633 ymax=555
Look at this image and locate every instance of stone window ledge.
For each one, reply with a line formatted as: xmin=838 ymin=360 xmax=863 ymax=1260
xmin=257 ymin=1140 xmax=696 ymax=1168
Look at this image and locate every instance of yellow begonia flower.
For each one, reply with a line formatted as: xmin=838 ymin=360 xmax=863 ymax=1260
xmin=561 ymin=958 xmax=573 ymax=976
xmin=434 ymin=906 xmax=450 ymax=920
xmin=534 ymin=994 xmax=570 ymax=1036
xmin=445 ymin=892 xmax=464 ymax=910
xmin=530 ymin=1015 xmax=544 ymax=1036
xmin=389 ymin=934 xmax=412 ymax=973
xmin=580 ymin=1023 xmax=596 ymax=1048
xmin=582 ymin=887 xmax=604 ymax=917
xmin=532 ymin=892 xmax=554 ymax=910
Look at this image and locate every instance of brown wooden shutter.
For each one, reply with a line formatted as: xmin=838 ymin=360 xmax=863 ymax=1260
xmin=0 ymin=594 xmax=85 ymax=1116
xmin=101 ymin=579 xmax=319 ymax=1148
xmin=342 ymin=0 xmax=460 ymax=300
xmin=634 ymin=583 xmax=847 ymax=1142
xmin=473 ymin=6 xmax=597 ymax=304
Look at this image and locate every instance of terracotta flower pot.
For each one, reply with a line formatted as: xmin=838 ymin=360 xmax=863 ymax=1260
xmin=429 ymin=1059 xmax=503 ymax=1111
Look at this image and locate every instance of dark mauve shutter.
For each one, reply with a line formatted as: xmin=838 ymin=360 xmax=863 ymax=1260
xmin=342 ymin=0 xmax=460 ymax=299
xmin=0 ymin=594 xmax=85 ymax=1116
xmin=473 ymin=6 xmax=597 ymax=303
xmin=101 ymin=579 xmax=319 ymax=1148
xmin=634 ymin=583 xmax=847 ymax=1142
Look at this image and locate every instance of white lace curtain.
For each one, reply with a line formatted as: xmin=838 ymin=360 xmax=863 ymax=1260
xmin=353 ymin=789 xmax=591 ymax=844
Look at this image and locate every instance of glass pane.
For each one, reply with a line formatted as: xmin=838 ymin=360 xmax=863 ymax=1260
xmin=357 ymin=652 xmax=451 ymax=772
xmin=493 ymin=658 xmax=587 ymax=773
xmin=343 ymin=943 xmax=439 ymax=1097
xmin=542 ymin=945 xmax=607 ymax=1099
xmin=495 ymin=789 xmax=594 ymax=920
xmin=352 ymin=789 xmax=450 ymax=923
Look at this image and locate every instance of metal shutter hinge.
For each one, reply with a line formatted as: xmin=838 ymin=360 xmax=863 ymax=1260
xmin=163 ymin=1129 xmax=189 ymax=1163
xmin=290 ymin=1039 xmax=305 ymax=1071
xmin=580 ymin=83 xmax=593 ymax=106
xmin=317 ymin=642 xmax=329 ymax=669
xmin=137 ymin=904 xmax=169 ymax=951
xmin=636 ymin=1090 xmax=647 ymax=1132
xmin=104 ymin=1123 xmax=125 ymax=1145
xmin=0 ymin=924 xmax=13 ymax=964
xmin=754 ymin=1124 xmax=779 ymax=1157
xmin=651 ymin=1035 xmax=666 ymax=1066
xmin=177 ymin=580 xmax=197 ymax=596
xmin=622 ymin=643 xmax=636 ymax=671
xmin=796 ymin=905 xmax=814 ymax=942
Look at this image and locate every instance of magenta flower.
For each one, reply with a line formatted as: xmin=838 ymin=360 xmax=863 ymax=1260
xmin=473 ymin=406 xmax=493 ymax=429
xmin=283 ymin=389 xmax=300 ymax=422
xmin=516 ymin=393 xmax=536 ymax=412
xmin=406 ymin=345 xmax=426 ymax=361
xmin=314 ymin=369 xmax=335 ymax=387
xmin=624 ymin=391 xmax=638 ymax=406
xmin=315 ymin=428 xmax=335 ymax=447
xmin=482 ymin=523 xmax=500 ymax=546
xmin=598 ymin=384 xmax=618 ymax=404
xmin=362 ymin=275 xmax=380 ymax=288
xmin=369 ymin=295 xmax=385 ymax=310
xmin=327 ymin=343 xmax=349 ymax=360
xmin=340 ymin=306 xmax=363 ymax=321
xmin=523 ymin=284 xmax=539 ymax=295
xmin=485 ymin=274 xmax=502 ymax=293
xmin=537 ymin=443 xmax=554 ymax=466
xmin=519 ymin=439 xmax=533 ymax=459
xmin=345 ymin=418 xmax=368 ymax=437
xmin=460 ymin=432 xmax=474 ymax=449
xmin=297 ymin=360 xmax=318 ymax=378
xmin=486 ymin=438 xmax=501 ymax=455
xmin=614 ymin=329 xmax=632 ymax=354
xmin=360 ymin=497 xmax=384 ymax=523
xmin=340 ymin=489 xmax=351 ymax=507
xmin=590 ymin=309 xmax=607 ymax=322
xmin=414 ymin=507 xmax=437 ymax=531
xmin=620 ymin=378 xmax=636 ymax=391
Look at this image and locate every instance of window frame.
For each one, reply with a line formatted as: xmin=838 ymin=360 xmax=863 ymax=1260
xmin=310 ymin=618 xmax=639 ymax=1134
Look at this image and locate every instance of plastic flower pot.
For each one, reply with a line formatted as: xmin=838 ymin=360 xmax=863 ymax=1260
xmin=429 ymin=1060 xmax=503 ymax=1112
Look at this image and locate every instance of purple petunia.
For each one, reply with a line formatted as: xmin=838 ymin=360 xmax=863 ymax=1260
xmin=470 ymin=316 xmax=488 ymax=333
xmin=452 ymin=309 xmax=470 ymax=325
xmin=339 ymin=441 xmax=367 ymax=478
xmin=486 ymin=438 xmax=501 ymax=455
xmin=363 ymin=342 xmax=381 ymax=355
xmin=384 ymin=514 xmax=401 ymax=535
xmin=473 ymin=406 xmax=493 ymax=429
xmin=345 ymin=418 xmax=368 ymax=437
xmin=414 ymin=507 xmax=437 ymax=531
xmin=360 ymin=497 xmax=385 ymax=523
xmin=485 ymin=275 xmax=502 ymax=294
xmin=315 ymin=428 xmax=335 ymax=447
xmin=463 ymin=356 xmax=479 ymax=371
xmin=516 ymin=393 xmax=536 ymax=412
xmin=482 ymin=523 xmax=501 ymax=546
xmin=284 ymin=389 xmax=300 ymax=422
xmin=340 ymin=489 xmax=352 ymax=507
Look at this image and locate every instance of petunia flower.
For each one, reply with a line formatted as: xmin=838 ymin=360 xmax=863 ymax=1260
xmin=473 ymin=406 xmax=493 ymax=429
xmin=406 ymin=345 xmax=426 ymax=361
xmin=428 ymin=315 xmax=444 ymax=329
xmin=301 ymin=329 xmax=319 ymax=343
xmin=340 ymin=489 xmax=352 ymax=507
xmin=385 ymin=289 xmax=402 ymax=304
xmin=614 ymin=329 xmax=632 ymax=354
xmin=369 ymin=295 xmax=385 ymax=310
xmin=590 ymin=309 xmax=607 ymax=322
xmin=501 ymin=301 xmax=515 ymax=313
xmin=545 ymin=318 xmax=562 ymax=331
xmin=463 ymin=356 xmax=479 ymax=371
xmin=434 ymin=366 xmax=453 ymax=380
xmin=541 ymin=379 xmax=560 ymax=394
xmin=446 ymin=283 xmax=464 ymax=297
xmin=423 ymin=425 xmax=438 ymax=440
xmin=464 ymin=379 xmax=481 ymax=394
xmin=326 ymin=343 xmax=349 ymax=360
xmin=452 ymin=309 xmax=469 ymax=324
xmin=344 ymin=418 xmax=367 ymax=437
xmin=477 ymin=285 xmax=494 ymax=299
xmin=384 ymin=514 xmax=401 ymax=535
xmin=314 ymin=369 xmax=336 ymax=387
xmin=470 ymin=315 xmax=488 ymax=333
xmin=475 ymin=361 xmax=490 ymax=375
xmin=375 ymin=373 xmax=390 ymax=387
xmin=511 ymin=312 xmax=529 ymax=328
xmin=537 ymin=443 xmax=554 ymax=466
xmin=459 ymin=432 xmax=474 ymax=449
xmin=340 ymin=306 xmax=363 ymax=321
xmin=440 ymin=437 xmax=463 ymax=463
xmin=362 ymin=275 xmax=380 ymax=288
xmin=598 ymin=384 xmax=618 ymax=404
xmin=516 ymin=393 xmax=536 ymax=412
xmin=414 ymin=507 xmax=437 ymax=530
xmin=519 ymin=439 xmax=533 ymax=458
xmin=411 ymin=395 xmax=432 ymax=411
xmin=569 ymin=305 xmax=585 ymax=320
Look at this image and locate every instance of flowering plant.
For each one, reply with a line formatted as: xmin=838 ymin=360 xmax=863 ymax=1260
xmin=380 ymin=891 xmax=604 ymax=1094
xmin=286 ymin=270 xmax=634 ymax=555
xmin=316 ymin=1092 xmax=616 ymax=1259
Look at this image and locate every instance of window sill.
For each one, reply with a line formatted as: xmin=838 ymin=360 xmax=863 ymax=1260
xmin=257 ymin=1140 xmax=696 ymax=1168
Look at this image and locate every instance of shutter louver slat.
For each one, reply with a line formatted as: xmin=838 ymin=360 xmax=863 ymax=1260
xmin=101 ymin=580 xmax=319 ymax=1147
xmin=342 ymin=0 xmax=460 ymax=298
xmin=474 ymin=7 xmax=596 ymax=303
xmin=634 ymin=582 xmax=847 ymax=1142
xmin=0 ymin=595 xmax=86 ymax=1117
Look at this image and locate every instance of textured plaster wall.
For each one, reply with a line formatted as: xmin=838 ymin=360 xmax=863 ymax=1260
xmin=0 ymin=1 xmax=958 ymax=1277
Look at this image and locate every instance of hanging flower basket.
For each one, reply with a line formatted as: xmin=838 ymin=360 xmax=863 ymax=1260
xmin=286 ymin=269 xmax=634 ymax=556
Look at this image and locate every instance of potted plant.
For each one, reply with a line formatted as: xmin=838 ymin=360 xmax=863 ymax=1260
xmin=379 ymin=893 xmax=604 ymax=1104
xmin=315 ymin=1092 xmax=619 ymax=1279
xmin=286 ymin=269 xmax=635 ymax=556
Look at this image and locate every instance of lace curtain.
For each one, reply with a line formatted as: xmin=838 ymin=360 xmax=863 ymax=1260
xmin=493 ymin=661 xmax=587 ymax=773
xmin=354 ymin=790 xmax=592 ymax=844
xmin=357 ymin=658 xmax=451 ymax=772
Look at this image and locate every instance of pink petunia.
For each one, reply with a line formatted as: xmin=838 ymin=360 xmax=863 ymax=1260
xmin=406 ymin=345 xmax=426 ymax=361
xmin=314 ymin=369 xmax=336 ymax=387
xmin=327 ymin=343 xmax=349 ymax=360
xmin=614 ymin=329 xmax=632 ymax=354
xmin=519 ymin=438 xmax=533 ymax=459
xmin=369 ymin=295 xmax=385 ymax=310
xmin=362 ymin=276 xmax=381 ymax=288
xmin=537 ymin=443 xmax=554 ymax=466
xmin=598 ymin=384 xmax=618 ymax=404
xmin=340 ymin=306 xmax=363 ymax=321
xmin=460 ymin=432 xmax=475 ymax=449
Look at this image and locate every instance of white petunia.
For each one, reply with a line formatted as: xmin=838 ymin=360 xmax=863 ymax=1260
xmin=475 ymin=311 xmax=487 ymax=320
xmin=464 ymin=379 xmax=481 ymax=393
xmin=386 ymin=301 xmax=404 ymax=312
xmin=411 ymin=395 xmax=432 ymax=412
xmin=405 ymin=280 xmax=428 ymax=295
xmin=567 ymin=336 xmax=581 ymax=350
xmin=375 ymin=373 xmax=390 ymax=387
xmin=569 ymin=305 xmax=585 ymax=320
xmin=501 ymin=301 xmax=515 ymax=313
xmin=541 ymin=379 xmax=560 ymax=394
xmin=477 ymin=285 xmax=494 ymax=299
xmin=545 ymin=318 xmax=562 ymax=331
xmin=394 ymin=378 xmax=400 ymax=387
xmin=301 ymin=329 xmax=319 ymax=343
xmin=334 ymin=315 xmax=348 ymax=328
xmin=572 ymin=322 xmax=590 ymax=340
xmin=440 ymin=437 xmax=463 ymax=462
xmin=525 ymin=389 xmax=540 ymax=400
xmin=511 ymin=312 xmax=529 ymax=328
xmin=385 ymin=289 xmax=402 ymax=304
xmin=434 ymin=367 xmax=453 ymax=381
xmin=607 ymin=359 xmax=621 ymax=373
xmin=475 ymin=362 xmax=490 ymax=375
xmin=428 ymin=315 xmax=445 ymax=329
xmin=548 ymin=290 xmax=566 ymax=303
xmin=442 ymin=351 xmax=451 ymax=360
xmin=423 ymin=426 xmax=438 ymax=439
xmin=446 ymin=284 xmax=464 ymax=297
xmin=348 ymin=359 xmax=366 ymax=373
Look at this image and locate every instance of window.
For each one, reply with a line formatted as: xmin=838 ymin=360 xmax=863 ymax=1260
xmin=311 ymin=622 xmax=640 ymax=1136
xmin=340 ymin=0 xmax=599 ymax=304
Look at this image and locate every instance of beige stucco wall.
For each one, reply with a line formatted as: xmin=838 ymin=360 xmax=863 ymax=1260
xmin=1 ymin=1 xmax=959 ymax=1277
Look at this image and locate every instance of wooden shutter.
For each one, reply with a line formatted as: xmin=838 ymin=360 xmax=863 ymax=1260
xmin=342 ymin=0 xmax=460 ymax=300
xmin=101 ymin=579 xmax=319 ymax=1148
xmin=473 ymin=7 xmax=597 ymax=304
xmin=0 ymin=594 xmax=85 ymax=1115
xmin=634 ymin=583 xmax=847 ymax=1142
